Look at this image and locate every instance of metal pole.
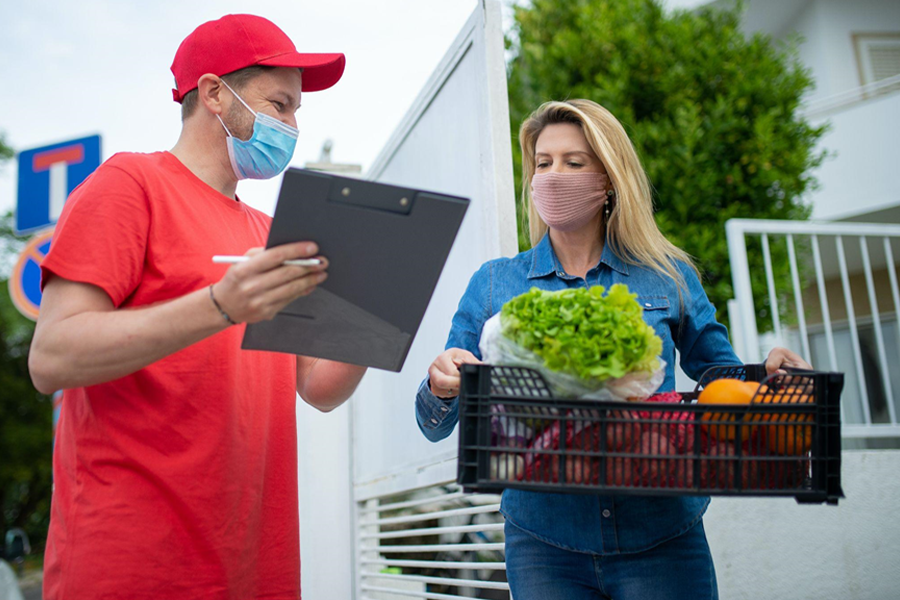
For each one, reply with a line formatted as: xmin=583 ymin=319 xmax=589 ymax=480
xmin=727 ymin=220 xmax=760 ymax=362
xmin=837 ymin=235 xmax=871 ymax=424
xmin=860 ymin=237 xmax=896 ymax=424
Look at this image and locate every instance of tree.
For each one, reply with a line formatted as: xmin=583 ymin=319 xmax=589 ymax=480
xmin=0 ymin=133 xmax=53 ymax=559
xmin=506 ymin=0 xmax=827 ymax=326
xmin=0 ymin=135 xmax=11 ymax=162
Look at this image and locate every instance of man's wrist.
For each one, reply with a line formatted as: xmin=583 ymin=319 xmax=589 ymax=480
xmin=209 ymin=284 xmax=238 ymax=326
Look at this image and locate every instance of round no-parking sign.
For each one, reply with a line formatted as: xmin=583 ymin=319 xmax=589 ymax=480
xmin=9 ymin=228 xmax=54 ymax=321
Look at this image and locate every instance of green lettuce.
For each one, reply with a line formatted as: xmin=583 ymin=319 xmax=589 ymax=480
xmin=499 ymin=285 xmax=663 ymax=382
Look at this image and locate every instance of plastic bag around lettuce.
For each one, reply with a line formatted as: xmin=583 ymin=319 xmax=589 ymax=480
xmin=479 ymin=313 xmax=665 ymax=402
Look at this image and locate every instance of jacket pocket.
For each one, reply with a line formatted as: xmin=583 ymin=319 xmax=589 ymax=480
xmin=637 ymin=295 xmax=670 ymax=318
xmin=638 ymin=295 xmax=671 ymax=344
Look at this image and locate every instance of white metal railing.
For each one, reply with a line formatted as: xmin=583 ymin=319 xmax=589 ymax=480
xmin=726 ymin=219 xmax=900 ymax=440
xmin=357 ymin=484 xmax=509 ymax=600
xmin=802 ymin=73 xmax=900 ymax=120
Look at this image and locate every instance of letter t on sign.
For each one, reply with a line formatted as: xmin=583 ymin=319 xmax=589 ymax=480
xmin=32 ymin=145 xmax=85 ymax=222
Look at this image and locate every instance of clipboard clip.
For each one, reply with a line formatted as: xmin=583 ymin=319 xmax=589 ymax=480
xmin=327 ymin=179 xmax=415 ymax=215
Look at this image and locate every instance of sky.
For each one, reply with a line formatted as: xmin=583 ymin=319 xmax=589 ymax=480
xmin=0 ymin=0 xmax=500 ymax=218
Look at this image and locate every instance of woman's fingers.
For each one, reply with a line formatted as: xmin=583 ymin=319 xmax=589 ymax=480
xmin=430 ymin=360 xmax=460 ymax=389
xmin=429 ymin=369 xmax=460 ymax=398
xmin=450 ymin=349 xmax=483 ymax=367
xmin=428 ymin=349 xmax=483 ymax=398
xmin=765 ymin=347 xmax=813 ymax=374
xmin=429 ymin=353 xmax=463 ymax=397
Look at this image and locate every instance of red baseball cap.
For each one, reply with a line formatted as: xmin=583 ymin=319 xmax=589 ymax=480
xmin=171 ymin=14 xmax=345 ymax=102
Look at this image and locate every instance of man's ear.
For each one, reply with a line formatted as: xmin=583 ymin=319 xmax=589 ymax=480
xmin=197 ymin=73 xmax=226 ymax=116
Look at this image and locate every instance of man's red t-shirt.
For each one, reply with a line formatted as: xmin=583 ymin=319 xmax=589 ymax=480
xmin=40 ymin=152 xmax=300 ymax=599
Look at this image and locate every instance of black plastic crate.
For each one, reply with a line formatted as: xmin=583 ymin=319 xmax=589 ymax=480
xmin=457 ymin=364 xmax=844 ymax=505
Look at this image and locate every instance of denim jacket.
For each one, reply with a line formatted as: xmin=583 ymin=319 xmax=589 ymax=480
xmin=415 ymin=234 xmax=741 ymax=555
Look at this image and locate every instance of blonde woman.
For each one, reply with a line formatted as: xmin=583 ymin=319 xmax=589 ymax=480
xmin=415 ymin=99 xmax=810 ymax=599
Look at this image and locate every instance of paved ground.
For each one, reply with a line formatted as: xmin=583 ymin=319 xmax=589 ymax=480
xmin=20 ymin=586 xmax=40 ymax=600
xmin=16 ymin=571 xmax=41 ymax=600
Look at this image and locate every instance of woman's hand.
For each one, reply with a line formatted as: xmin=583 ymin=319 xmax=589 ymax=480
xmin=764 ymin=347 xmax=812 ymax=375
xmin=428 ymin=348 xmax=482 ymax=399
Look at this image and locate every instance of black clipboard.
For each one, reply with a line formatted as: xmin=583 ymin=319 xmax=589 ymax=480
xmin=241 ymin=168 xmax=469 ymax=372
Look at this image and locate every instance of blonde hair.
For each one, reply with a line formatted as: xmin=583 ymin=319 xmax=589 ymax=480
xmin=519 ymin=99 xmax=697 ymax=295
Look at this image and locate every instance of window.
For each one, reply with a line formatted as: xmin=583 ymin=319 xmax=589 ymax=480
xmin=854 ymin=33 xmax=900 ymax=94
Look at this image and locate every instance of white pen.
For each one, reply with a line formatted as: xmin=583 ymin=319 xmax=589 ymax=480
xmin=212 ymin=255 xmax=323 ymax=267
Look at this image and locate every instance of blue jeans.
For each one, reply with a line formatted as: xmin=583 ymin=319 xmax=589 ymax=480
xmin=504 ymin=519 xmax=718 ymax=600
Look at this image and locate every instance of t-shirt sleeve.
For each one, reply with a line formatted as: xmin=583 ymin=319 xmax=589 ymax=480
xmin=41 ymin=160 xmax=150 ymax=307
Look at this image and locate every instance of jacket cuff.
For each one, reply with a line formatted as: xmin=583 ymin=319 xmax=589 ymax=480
xmin=416 ymin=377 xmax=456 ymax=430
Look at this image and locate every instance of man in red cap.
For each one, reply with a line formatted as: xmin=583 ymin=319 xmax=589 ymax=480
xmin=30 ymin=14 xmax=359 ymax=599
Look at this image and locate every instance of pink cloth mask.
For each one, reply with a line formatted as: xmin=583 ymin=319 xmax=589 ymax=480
xmin=531 ymin=172 xmax=611 ymax=232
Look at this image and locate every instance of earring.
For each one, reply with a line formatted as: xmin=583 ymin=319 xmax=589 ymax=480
xmin=605 ymin=189 xmax=615 ymax=220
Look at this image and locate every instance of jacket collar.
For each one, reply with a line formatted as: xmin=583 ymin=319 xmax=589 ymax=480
xmin=527 ymin=233 xmax=629 ymax=279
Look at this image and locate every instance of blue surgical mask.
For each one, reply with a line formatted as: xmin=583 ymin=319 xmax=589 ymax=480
xmin=216 ymin=80 xmax=299 ymax=180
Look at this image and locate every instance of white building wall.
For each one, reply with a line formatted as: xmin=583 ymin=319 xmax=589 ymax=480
xmin=296 ymin=401 xmax=353 ymax=600
xmin=809 ymin=91 xmax=900 ymax=220
xmin=791 ymin=1 xmax=834 ymax=102
xmin=795 ymin=1 xmax=900 ymax=220
xmin=671 ymin=0 xmax=900 ymax=103
xmin=803 ymin=0 xmax=900 ymax=99
xmin=705 ymin=451 xmax=900 ymax=600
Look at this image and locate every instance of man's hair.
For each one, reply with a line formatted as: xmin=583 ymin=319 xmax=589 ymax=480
xmin=180 ymin=65 xmax=275 ymax=121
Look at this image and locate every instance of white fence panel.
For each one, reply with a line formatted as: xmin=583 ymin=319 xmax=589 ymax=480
xmin=726 ymin=219 xmax=900 ymax=441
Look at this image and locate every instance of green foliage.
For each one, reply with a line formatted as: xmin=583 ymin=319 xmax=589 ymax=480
xmin=0 ymin=134 xmax=12 ymax=162
xmin=501 ymin=285 xmax=663 ymax=381
xmin=0 ymin=136 xmax=53 ymax=559
xmin=506 ymin=0 xmax=827 ymax=325
xmin=0 ymin=282 xmax=53 ymax=558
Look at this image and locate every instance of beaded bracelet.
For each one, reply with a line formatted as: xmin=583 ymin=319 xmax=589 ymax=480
xmin=209 ymin=284 xmax=238 ymax=326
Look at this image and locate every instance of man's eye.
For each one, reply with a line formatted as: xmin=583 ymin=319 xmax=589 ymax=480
xmin=274 ymin=101 xmax=285 ymax=111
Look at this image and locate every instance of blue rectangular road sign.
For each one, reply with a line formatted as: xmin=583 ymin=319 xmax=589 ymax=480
xmin=16 ymin=135 xmax=102 ymax=235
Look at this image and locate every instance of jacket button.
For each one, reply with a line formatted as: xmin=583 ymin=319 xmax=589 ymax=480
xmin=440 ymin=406 xmax=449 ymax=412
xmin=430 ymin=418 xmax=439 ymax=424
xmin=602 ymin=509 xmax=611 ymax=518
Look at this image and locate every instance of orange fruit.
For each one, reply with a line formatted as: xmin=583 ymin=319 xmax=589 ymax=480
xmin=755 ymin=388 xmax=814 ymax=455
xmin=698 ymin=379 xmax=760 ymax=441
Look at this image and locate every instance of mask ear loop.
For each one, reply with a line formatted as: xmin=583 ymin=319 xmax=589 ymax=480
xmin=220 ymin=79 xmax=257 ymax=116
xmin=215 ymin=78 xmax=257 ymax=139
xmin=216 ymin=114 xmax=235 ymax=138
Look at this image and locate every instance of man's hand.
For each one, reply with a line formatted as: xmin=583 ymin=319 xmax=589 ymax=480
xmin=428 ymin=348 xmax=482 ymax=399
xmin=765 ymin=347 xmax=813 ymax=375
xmin=212 ymin=242 xmax=327 ymax=323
